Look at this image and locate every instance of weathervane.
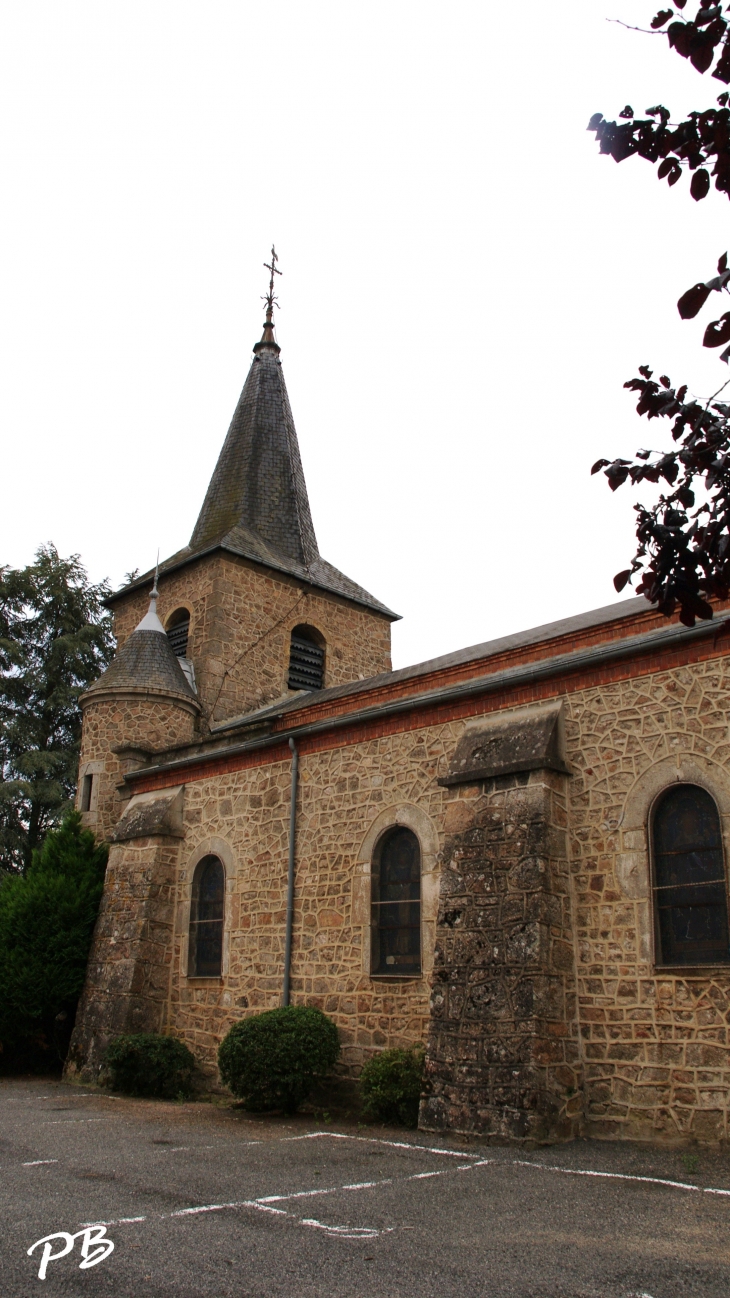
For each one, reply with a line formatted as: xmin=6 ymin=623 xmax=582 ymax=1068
xmin=262 ymin=245 xmax=282 ymax=327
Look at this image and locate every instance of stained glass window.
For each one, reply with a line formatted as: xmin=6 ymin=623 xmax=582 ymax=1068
xmin=371 ymin=827 xmax=421 ymax=975
xmin=189 ymin=855 xmax=225 ymax=977
xmin=653 ymin=784 xmax=730 ymax=966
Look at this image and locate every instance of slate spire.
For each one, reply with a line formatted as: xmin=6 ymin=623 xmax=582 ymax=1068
xmin=190 ymin=248 xmax=319 ymax=566
xmin=111 ymin=254 xmax=397 ymax=620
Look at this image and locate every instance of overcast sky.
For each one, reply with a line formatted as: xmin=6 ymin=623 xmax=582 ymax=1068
xmin=2 ymin=3 xmax=729 ymax=669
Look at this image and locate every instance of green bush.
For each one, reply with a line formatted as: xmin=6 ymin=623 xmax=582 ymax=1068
xmin=360 ymin=1046 xmax=425 ymax=1128
xmin=105 ymin=1033 xmax=196 ymax=1099
xmin=218 ymin=1005 xmax=340 ymax=1113
xmin=0 ymin=813 xmax=108 ymax=1072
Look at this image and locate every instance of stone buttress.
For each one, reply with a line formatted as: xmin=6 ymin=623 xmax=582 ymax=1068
xmin=421 ymin=705 xmax=582 ymax=1141
xmin=66 ymin=590 xmax=200 ymax=1081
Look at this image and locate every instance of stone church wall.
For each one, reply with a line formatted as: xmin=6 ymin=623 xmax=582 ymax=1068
xmin=165 ymin=726 xmax=453 ymax=1076
xmin=567 ymin=656 xmax=730 ymax=1144
xmin=111 ymin=553 xmax=393 ymax=728
xmin=421 ymin=769 xmax=581 ymax=1141
xmin=66 ymin=834 xmax=181 ymax=1081
xmin=71 ymin=641 xmax=730 ymax=1142
xmin=77 ymin=694 xmax=198 ymax=843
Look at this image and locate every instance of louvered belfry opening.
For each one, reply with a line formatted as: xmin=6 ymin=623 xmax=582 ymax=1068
xmin=166 ymin=609 xmax=190 ymax=658
xmin=288 ymin=625 xmax=325 ymax=691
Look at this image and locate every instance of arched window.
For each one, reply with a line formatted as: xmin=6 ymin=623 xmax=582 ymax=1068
xmin=371 ymin=827 xmax=421 ymax=975
xmin=189 ymin=855 xmax=225 ymax=977
xmin=166 ymin=608 xmax=190 ymax=658
xmin=288 ymin=624 xmax=325 ymax=691
xmin=653 ymin=784 xmax=730 ymax=967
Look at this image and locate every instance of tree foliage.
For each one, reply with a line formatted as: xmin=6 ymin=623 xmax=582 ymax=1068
xmin=0 ymin=813 xmax=108 ymax=1071
xmin=0 ymin=545 xmax=113 ymax=871
xmin=589 ymin=3 xmax=730 ymax=624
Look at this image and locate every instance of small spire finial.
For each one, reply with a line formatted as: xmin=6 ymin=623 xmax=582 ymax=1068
xmin=257 ymin=245 xmax=282 ymax=347
xmin=134 ymin=551 xmax=166 ymax=634
xmin=150 ymin=550 xmax=160 ymax=601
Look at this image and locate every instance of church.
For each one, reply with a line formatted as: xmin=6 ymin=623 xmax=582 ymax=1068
xmin=66 ymin=261 xmax=730 ymax=1145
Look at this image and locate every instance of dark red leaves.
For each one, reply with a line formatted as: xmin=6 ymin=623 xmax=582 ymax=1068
xmin=605 ymin=460 xmax=631 ymax=491
xmin=591 ymin=458 xmax=609 ymax=475
xmin=593 ymin=366 xmax=730 ymax=624
xmin=657 ymin=156 xmax=682 ymax=184
xmin=590 ymin=12 xmax=730 ymax=628
xmin=713 ymin=43 xmax=730 ymax=83
xmin=678 ymin=281 xmax=712 ymax=317
xmin=703 ymin=310 xmax=730 ymax=345
xmin=690 ymin=165 xmax=711 ymax=198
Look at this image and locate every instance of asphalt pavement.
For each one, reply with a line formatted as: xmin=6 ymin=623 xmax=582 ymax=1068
xmin=2 ymin=1076 xmax=730 ymax=1297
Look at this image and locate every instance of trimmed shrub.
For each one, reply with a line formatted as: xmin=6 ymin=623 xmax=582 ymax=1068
xmin=360 ymin=1046 xmax=425 ymax=1128
xmin=104 ymin=1034 xmax=196 ymax=1099
xmin=218 ymin=1005 xmax=340 ymax=1113
xmin=0 ymin=813 xmax=108 ymax=1072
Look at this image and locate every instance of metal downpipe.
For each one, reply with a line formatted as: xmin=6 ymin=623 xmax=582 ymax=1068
xmin=282 ymin=737 xmax=298 ymax=1006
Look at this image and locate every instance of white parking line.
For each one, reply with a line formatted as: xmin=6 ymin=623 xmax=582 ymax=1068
xmin=291 ymin=1131 xmax=479 ymax=1159
xmin=44 ymin=1118 xmax=108 ymax=1125
xmin=512 ymin=1158 xmax=730 ymax=1198
xmin=70 ymin=1130 xmax=730 ymax=1252
xmin=22 ymin=1160 xmax=58 ymax=1167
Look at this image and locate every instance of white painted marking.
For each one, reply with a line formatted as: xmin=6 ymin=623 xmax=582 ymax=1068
xmin=170 ymin=1201 xmax=245 ymax=1217
xmin=45 ymin=1118 xmax=107 ymax=1125
xmin=408 ymin=1170 xmax=446 ymax=1181
xmin=293 ymin=1131 xmax=478 ymax=1159
xmin=257 ymin=1178 xmax=393 ymax=1205
xmin=512 ymin=1158 xmax=711 ymax=1195
xmin=22 ymin=1160 xmax=58 ymax=1167
xmin=300 ymin=1218 xmax=381 ymax=1239
xmin=81 ymin=1217 xmax=146 ymax=1228
xmin=258 ymin=1189 xmax=334 ymax=1203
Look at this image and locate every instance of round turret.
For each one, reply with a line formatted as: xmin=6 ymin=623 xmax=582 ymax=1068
xmin=77 ymin=583 xmax=201 ymax=840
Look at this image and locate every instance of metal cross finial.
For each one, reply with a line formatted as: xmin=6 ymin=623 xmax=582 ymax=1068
xmin=262 ymin=245 xmax=282 ymax=325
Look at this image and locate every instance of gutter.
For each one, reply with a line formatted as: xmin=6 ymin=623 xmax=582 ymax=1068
xmin=282 ymin=739 xmax=299 ymax=1007
xmin=123 ymin=611 xmax=730 ymax=786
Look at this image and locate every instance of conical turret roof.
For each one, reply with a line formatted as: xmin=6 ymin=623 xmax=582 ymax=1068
xmin=86 ymin=591 xmax=198 ymax=703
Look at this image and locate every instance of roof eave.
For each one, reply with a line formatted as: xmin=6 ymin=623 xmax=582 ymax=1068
xmin=105 ymin=540 xmax=400 ymax=620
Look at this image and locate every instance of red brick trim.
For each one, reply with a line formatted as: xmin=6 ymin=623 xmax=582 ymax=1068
xmin=130 ymin=630 xmax=730 ymax=794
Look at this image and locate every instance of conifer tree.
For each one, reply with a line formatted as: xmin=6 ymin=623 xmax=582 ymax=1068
xmin=0 ymin=546 xmax=114 ymax=872
xmin=0 ymin=812 xmax=108 ymax=1068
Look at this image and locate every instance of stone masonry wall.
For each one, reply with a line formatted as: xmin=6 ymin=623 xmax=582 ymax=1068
xmin=111 ymin=553 xmax=392 ymax=729
xmin=420 ymin=770 xmax=580 ymax=1141
xmin=166 ymin=726 xmax=457 ymax=1078
xmin=66 ymin=835 xmax=181 ymax=1082
xmin=568 ymin=656 xmax=730 ymax=1143
xmin=77 ymin=695 xmax=198 ymax=842
xmin=74 ymin=646 xmax=730 ymax=1142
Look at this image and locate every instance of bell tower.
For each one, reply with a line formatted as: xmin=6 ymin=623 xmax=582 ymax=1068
xmin=105 ymin=249 xmax=397 ymax=730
